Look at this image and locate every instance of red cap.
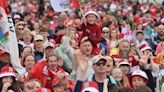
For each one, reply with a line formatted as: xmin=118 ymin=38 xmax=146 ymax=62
xmin=142 ymin=19 xmax=148 ymax=26
xmin=0 ymin=66 xmax=16 ymax=78
xmin=140 ymin=44 xmax=151 ymax=52
xmin=0 ymin=50 xmax=9 ymax=56
xmin=117 ymin=59 xmax=131 ymax=67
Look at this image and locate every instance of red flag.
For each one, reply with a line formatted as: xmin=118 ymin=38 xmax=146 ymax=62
xmin=0 ymin=0 xmax=10 ymax=15
xmin=69 ymin=0 xmax=80 ymax=9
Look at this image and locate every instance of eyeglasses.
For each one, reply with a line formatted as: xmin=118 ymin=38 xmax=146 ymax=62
xmin=96 ymin=61 xmax=106 ymax=66
xmin=18 ymin=28 xmax=24 ymax=31
xmin=102 ymin=31 xmax=109 ymax=33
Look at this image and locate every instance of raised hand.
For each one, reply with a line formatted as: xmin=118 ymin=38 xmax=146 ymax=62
xmin=2 ymin=82 xmax=11 ymax=92
xmin=139 ymin=51 xmax=149 ymax=65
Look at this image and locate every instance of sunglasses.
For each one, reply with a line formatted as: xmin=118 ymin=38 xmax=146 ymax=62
xmin=18 ymin=28 xmax=24 ymax=31
xmin=96 ymin=61 xmax=106 ymax=66
xmin=102 ymin=31 xmax=109 ymax=33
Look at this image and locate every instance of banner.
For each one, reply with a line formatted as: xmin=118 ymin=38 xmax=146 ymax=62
xmin=50 ymin=0 xmax=80 ymax=12
xmin=0 ymin=0 xmax=26 ymax=75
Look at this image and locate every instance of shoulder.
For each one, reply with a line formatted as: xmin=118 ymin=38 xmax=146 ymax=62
xmin=74 ymin=49 xmax=81 ymax=55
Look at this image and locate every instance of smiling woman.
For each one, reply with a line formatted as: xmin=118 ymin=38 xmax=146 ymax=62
xmin=30 ymin=54 xmax=65 ymax=91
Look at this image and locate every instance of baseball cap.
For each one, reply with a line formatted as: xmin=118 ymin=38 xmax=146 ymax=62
xmin=34 ymin=35 xmax=43 ymax=41
xmin=92 ymin=55 xmax=106 ymax=64
xmin=43 ymin=42 xmax=54 ymax=49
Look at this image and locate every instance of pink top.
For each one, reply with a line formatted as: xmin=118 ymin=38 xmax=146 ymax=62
xmin=155 ymin=42 xmax=164 ymax=55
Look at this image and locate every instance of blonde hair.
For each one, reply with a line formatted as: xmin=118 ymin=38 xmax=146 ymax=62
xmin=22 ymin=28 xmax=31 ymax=36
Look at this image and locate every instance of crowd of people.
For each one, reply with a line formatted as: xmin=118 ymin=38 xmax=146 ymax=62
xmin=0 ymin=0 xmax=164 ymax=92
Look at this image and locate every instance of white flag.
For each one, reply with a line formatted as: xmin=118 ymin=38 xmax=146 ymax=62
xmin=50 ymin=0 xmax=79 ymax=12
xmin=0 ymin=0 xmax=26 ymax=75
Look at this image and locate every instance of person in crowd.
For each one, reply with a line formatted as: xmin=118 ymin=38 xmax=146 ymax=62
xmin=15 ymin=21 xmax=26 ymax=40
xmin=13 ymin=14 xmax=21 ymax=24
xmin=80 ymin=10 xmax=102 ymax=55
xmin=0 ymin=0 xmax=164 ymax=92
xmin=38 ymin=26 xmax=49 ymax=44
xmin=18 ymin=28 xmax=34 ymax=49
xmin=33 ymin=35 xmax=44 ymax=62
xmin=24 ymin=79 xmax=42 ymax=92
xmin=139 ymin=44 xmax=157 ymax=72
xmin=111 ymin=67 xmax=131 ymax=88
xmin=134 ymin=85 xmax=152 ymax=92
xmin=101 ymin=27 xmax=110 ymax=47
xmin=134 ymin=30 xmax=148 ymax=48
xmin=87 ymin=55 xmax=118 ymax=92
xmin=109 ymin=28 xmax=120 ymax=49
xmin=129 ymin=42 xmax=139 ymax=56
xmin=52 ymin=71 xmax=74 ymax=92
xmin=117 ymin=59 xmax=131 ymax=77
xmin=105 ymin=56 xmax=115 ymax=76
xmin=0 ymin=66 xmax=22 ymax=92
xmin=130 ymin=51 xmax=156 ymax=92
xmin=151 ymin=24 xmax=164 ymax=52
xmin=31 ymin=22 xmax=40 ymax=36
xmin=112 ymin=40 xmax=139 ymax=71
xmin=20 ymin=46 xmax=33 ymax=64
xmin=117 ymin=87 xmax=133 ymax=92
xmin=30 ymin=54 xmax=65 ymax=91
xmin=70 ymin=36 xmax=94 ymax=80
xmin=55 ymin=35 xmax=74 ymax=73
xmin=23 ymin=54 xmax=35 ymax=81
xmin=43 ymin=42 xmax=55 ymax=60
xmin=153 ymin=52 xmax=164 ymax=92
xmin=0 ymin=51 xmax=11 ymax=70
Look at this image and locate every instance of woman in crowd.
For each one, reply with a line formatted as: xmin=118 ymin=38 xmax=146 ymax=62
xmin=30 ymin=54 xmax=65 ymax=91
xmin=0 ymin=66 xmax=22 ymax=92
xmin=109 ymin=28 xmax=119 ymax=49
xmin=23 ymin=54 xmax=36 ymax=82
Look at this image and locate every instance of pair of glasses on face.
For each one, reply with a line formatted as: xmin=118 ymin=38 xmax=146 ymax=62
xmin=96 ymin=61 xmax=106 ymax=66
xmin=102 ymin=31 xmax=109 ymax=33
xmin=18 ymin=28 xmax=24 ymax=31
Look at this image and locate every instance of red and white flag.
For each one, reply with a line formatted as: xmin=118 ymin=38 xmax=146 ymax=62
xmin=50 ymin=0 xmax=80 ymax=12
xmin=0 ymin=0 xmax=26 ymax=75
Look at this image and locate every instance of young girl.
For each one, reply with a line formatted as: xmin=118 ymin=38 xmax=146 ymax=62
xmin=0 ymin=66 xmax=22 ymax=92
xmin=111 ymin=67 xmax=131 ymax=88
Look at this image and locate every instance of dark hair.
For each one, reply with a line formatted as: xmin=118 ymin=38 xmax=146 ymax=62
xmin=118 ymin=87 xmax=133 ymax=92
xmin=136 ymin=32 xmax=144 ymax=36
xmin=79 ymin=37 xmax=93 ymax=47
xmin=23 ymin=54 xmax=36 ymax=66
xmin=21 ymin=46 xmax=33 ymax=54
xmin=0 ymin=76 xmax=22 ymax=92
xmin=134 ymin=85 xmax=152 ymax=92
xmin=108 ymin=84 xmax=119 ymax=92
xmin=46 ymin=54 xmax=57 ymax=62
